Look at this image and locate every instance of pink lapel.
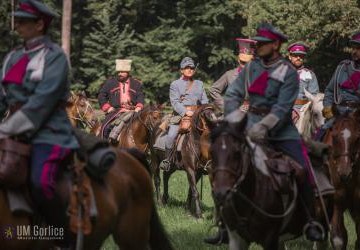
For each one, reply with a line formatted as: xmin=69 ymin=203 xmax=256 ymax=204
xmin=2 ymin=54 xmax=30 ymax=85
xmin=248 ymin=71 xmax=269 ymax=96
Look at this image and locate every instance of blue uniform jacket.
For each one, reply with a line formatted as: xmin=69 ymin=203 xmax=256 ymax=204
xmin=224 ymin=57 xmax=300 ymax=140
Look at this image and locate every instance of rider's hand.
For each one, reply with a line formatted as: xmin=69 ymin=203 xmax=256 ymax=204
xmin=107 ymin=107 xmax=115 ymax=113
xmin=135 ymin=107 xmax=142 ymax=112
xmin=322 ymin=106 xmax=333 ymax=120
xmin=247 ymin=122 xmax=267 ymax=141
xmin=185 ymin=111 xmax=194 ymax=117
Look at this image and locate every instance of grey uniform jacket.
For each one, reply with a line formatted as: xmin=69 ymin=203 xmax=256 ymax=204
xmin=209 ymin=68 xmax=239 ymax=110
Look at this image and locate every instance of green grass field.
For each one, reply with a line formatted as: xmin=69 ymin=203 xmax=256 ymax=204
xmin=102 ymin=171 xmax=357 ymax=250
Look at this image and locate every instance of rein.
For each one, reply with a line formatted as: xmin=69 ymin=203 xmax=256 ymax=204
xmin=70 ymin=100 xmax=96 ymax=129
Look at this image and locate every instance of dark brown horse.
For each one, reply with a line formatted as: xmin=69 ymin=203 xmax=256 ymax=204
xmin=209 ymin=120 xmax=329 ymax=250
xmin=0 ymin=148 xmax=172 ymax=250
xmin=158 ymin=104 xmax=217 ymax=218
xmin=66 ymin=92 xmax=102 ymax=135
xmin=323 ymin=110 xmax=360 ymax=250
xmin=116 ymin=105 xmax=163 ymax=152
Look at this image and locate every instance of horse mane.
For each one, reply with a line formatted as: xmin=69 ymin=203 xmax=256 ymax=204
xmin=210 ymin=119 xmax=246 ymax=143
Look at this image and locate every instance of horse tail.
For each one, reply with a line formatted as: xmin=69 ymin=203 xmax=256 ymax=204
xmin=123 ymin=148 xmax=151 ymax=174
xmin=149 ymin=205 xmax=173 ymax=250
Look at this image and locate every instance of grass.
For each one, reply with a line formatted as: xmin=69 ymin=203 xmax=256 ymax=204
xmin=101 ymin=171 xmax=357 ymax=250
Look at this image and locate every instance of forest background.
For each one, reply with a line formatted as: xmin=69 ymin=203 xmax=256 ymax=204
xmin=1 ymin=0 xmax=360 ymax=103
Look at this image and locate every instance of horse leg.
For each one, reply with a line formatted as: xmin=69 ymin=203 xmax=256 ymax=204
xmin=354 ymin=184 xmax=360 ymax=250
xmin=330 ymin=190 xmax=347 ymax=250
xmin=161 ymin=167 xmax=175 ymax=205
xmin=186 ymin=170 xmax=202 ymax=210
xmin=185 ymin=167 xmax=202 ymax=218
xmin=226 ymin=227 xmax=249 ymax=250
xmin=151 ymin=154 xmax=161 ymax=204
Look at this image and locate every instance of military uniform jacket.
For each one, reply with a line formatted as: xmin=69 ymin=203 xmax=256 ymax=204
xmin=98 ymin=77 xmax=144 ymax=111
xmin=224 ymin=57 xmax=300 ymax=140
xmin=297 ymin=67 xmax=319 ymax=99
xmin=323 ymin=60 xmax=360 ymax=109
xmin=0 ymin=36 xmax=78 ymax=148
xmin=209 ymin=67 xmax=239 ymax=110
xmin=169 ymin=77 xmax=209 ymax=117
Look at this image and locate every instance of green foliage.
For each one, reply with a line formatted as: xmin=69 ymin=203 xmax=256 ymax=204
xmin=0 ymin=0 xmax=359 ymax=99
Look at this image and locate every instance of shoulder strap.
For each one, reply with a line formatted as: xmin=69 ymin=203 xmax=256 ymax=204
xmin=185 ymin=79 xmax=195 ymax=93
xmin=333 ymin=63 xmax=346 ymax=105
xmin=244 ymin=62 xmax=252 ymax=101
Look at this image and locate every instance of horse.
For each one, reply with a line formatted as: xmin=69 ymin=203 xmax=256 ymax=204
xmin=294 ymin=90 xmax=325 ymax=139
xmin=66 ymin=92 xmax=102 ymax=135
xmin=209 ymin=119 xmax=329 ymax=250
xmin=116 ymin=105 xmax=163 ymax=152
xmin=158 ymin=104 xmax=217 ymax=218
xmin=322 ymin=109 xmax=360 ymax=250
xmin=0 ymin=148 xmax=173 ymax=250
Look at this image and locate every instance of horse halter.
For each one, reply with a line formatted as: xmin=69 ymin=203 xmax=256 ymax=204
xmin=72 ymin=100 xmax=96 ymax=129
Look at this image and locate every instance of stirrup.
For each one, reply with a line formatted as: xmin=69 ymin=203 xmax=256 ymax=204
xmin=160 ymin=159 xmax=171 ymax=171
xmin=303 ymin=220 xmax=325 ymax=241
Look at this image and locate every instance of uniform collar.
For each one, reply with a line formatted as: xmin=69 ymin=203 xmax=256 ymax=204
xmin=25 ymin=35 xmax=48 ymax=51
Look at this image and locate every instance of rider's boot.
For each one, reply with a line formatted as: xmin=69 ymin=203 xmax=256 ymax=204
xmin=300 ymin=181 xmax=325 ymax=242
xmin=203 ymin=222 xmax=229 ymax=245
xmin=160 ymin=148 xmax=172 ymax=171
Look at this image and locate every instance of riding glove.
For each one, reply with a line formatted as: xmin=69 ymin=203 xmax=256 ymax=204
xmin=0 ymin=110 xmax=35 ymax=139
xmin=225 ymin=108 xmax=246 ymax=123
xmin=247 ymin=113 xmax=280 ymax=141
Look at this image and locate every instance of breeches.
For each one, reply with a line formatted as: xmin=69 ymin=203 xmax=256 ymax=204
xmin=165 ymin=124 xmax=179 ymax=149
xmin=30 ymin=143 xmax=72 ymax=202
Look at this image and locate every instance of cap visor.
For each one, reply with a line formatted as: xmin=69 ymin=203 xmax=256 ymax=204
xmin=251 ymin=36 xmax=273 ymax=42
xmin=11 ymin=11 xmax=38 ymax=19
xmin=349 ymin=40 xmax=360 ymax=46
xmin=290 ymin=51 xmax=307 ymax=55
xmin=181 ymin=63 xmax=195 ymax=68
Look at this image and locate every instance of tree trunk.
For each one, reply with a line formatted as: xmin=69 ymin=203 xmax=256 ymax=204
xmin=61 ymin=0 xmax=72 ymax=62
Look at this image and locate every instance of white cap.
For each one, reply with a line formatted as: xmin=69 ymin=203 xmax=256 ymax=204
xmin=115 ymin=59 xmax=132 ymax=72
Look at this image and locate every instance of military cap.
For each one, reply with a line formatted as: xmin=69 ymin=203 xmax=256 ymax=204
xmin=115 ymin=59 xmax=132 ymax=72
xmin=287 ymin=42 xmax=309 ymax=55
xmin=252 ymin=22 xmax=288 ymax=43
xmin=180 ymin=57 xmax=195 ymax=69
xmin=236 ymin=38 xmax=256 ymax=62
xmin=349 ymin=31 xmax=360 ymax=46
xmin=12 ymin=0 xmax=57 ymax=26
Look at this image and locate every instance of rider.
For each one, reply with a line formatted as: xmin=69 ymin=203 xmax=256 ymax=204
xmin=209 ymin=38 xmax=256 ymax=112
xmin=98 ymin=59 xmax=144 ymax=140
xmin=0 ymin=0 xmax=78 ymax=246
xmin=287 ymin=42 xmax=319 ymax=112
xmin=322 ymin=31 xmax=360 ymax=122
xmin=224 ymin=22 xmax=324 ymax=242
xmin=162 ymin=57 xmax=208 ymax=166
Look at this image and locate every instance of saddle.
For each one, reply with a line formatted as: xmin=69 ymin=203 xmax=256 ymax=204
xmin=264 ymin=149 xmax=305 ymax=194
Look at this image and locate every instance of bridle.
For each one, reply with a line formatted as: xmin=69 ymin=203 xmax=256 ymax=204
xmin=70 ymin=99 xmax=96 ymax=129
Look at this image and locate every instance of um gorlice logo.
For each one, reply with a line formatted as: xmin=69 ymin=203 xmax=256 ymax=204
xmin=0 ymin=224 xmax=64 ymax=240
xmin=1 ymin=225 xmax=15 ymax=240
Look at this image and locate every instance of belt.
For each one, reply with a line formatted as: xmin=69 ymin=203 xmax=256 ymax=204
xmin=185 ymin=105 xmax=198 ymax=111
xmin=338 ymin=100 xmax=360 ymax=108
xmin=294 ymin=99 xmax=309 ymax=105
xmin=248 ymin=106 xmax=271 ymax=116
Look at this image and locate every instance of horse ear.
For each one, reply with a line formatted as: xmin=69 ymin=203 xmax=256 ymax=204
xmin=304 ymin=88 xmax=314 ymax=101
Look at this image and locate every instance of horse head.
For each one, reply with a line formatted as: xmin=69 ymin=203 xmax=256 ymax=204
xmin=304 ymin=90 xmax=325 ymax=131
xmin=192 ymin=104 xmax=218 ymax=133
xmin=210 ymin=119 xmax=246 ymax=204
xmin=331 ymin=110 xmax=360 ymax=183
xmin=66 ymin=92 xmax=99 ymax=130
xmin=137 ymin=104 xmax=163 ymax=132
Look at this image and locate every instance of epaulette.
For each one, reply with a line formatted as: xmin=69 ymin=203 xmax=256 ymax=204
xmin=280 ymin=58 xmax=297 ymax=71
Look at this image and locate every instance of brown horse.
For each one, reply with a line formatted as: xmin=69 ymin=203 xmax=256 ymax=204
xmin=323 ymin=110 xmax=360 ymax=250
xmin=66 ymin=92 xmax=102 ymax=135
xmin=209 ymin=120 xmax=329 ymax=250
xmin=0 ymin=148 xmax=172 ymax=250
xmin=116 ymin=105 xmax=163 ymax=152
xmin=159 ymin=104 xmax=217 ymax=218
